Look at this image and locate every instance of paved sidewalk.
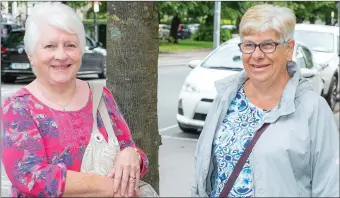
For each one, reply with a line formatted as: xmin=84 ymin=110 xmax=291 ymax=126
xmin=158 ymin=49 xmax=211 ymax=67
xmin=159 ymin=137 xmax=197 ymax=197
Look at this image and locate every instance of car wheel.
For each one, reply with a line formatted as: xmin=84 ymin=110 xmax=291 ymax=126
xmin=1 ymin=75 xmax=16 ymax=84
xmin=178 ymin=122 xmax=198 ymax=133
xmin=326 ymin=75 xmax=338 ymax=111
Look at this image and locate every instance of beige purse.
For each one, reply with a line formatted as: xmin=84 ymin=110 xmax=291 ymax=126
xmin=81 ymin=83 xmax=158 ymax=197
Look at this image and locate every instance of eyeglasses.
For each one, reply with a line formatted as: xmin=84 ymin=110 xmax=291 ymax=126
xmin=238 ymin=41 xmax=286 ymax=54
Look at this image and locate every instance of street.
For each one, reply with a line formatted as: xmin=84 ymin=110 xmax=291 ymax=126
xmin=1 ymin=50 xmax=339 ymax=197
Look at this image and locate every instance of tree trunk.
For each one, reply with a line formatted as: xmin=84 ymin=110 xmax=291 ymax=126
xmin=170 ymin=15 xmax=180 ymax=43
xmin=107 ymin=1 xmax=161 ymax=193
xmin=324 ymin=13 xmax=332 ymax=25
xmin=309 ymin=16 xmax=316 ymax=24
xmin=205 ymin=14 xmax=214 ymax=25
xmin=235 ymin=14 xmax=242 ymax=32
xmin=296 ymin=16 xmax=305 ymax=23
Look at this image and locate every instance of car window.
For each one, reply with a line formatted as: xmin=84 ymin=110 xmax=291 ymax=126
xmin=159 ymin=25 xmax=169 ymax=30
xmin=301 ymin=46 xmax=314 ymax=69
xmin=294 ymin=30 xmax=334 ymax=53
xmin=201 ymin=43 xmax=243 ymax=69
xmin=296 ymin=47 xmax=307 ymax=68
xmin=5 ymin=31 xmax=24 ymax=47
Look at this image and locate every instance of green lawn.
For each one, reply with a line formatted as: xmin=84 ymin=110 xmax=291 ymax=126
xmin=159 ymin=39 xmax=213 ymax=52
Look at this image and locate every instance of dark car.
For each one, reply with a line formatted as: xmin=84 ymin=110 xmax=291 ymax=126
xmin=177 ymin=24 xmax=191 ymax=39
xmin=1 ymin=22 xmax=21 ymax=39
xmin=1 ymin=28 xmax=107 ymax=83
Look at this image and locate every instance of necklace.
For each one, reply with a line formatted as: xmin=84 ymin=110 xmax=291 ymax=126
xmin=36 ymin=81 xmax=77 ymax=111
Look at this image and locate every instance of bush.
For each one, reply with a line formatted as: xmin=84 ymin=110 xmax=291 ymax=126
xmin=193 ymin=25 xmax=232 ymax=43
xmin=221 ymin=29 xmax=232 ymax=42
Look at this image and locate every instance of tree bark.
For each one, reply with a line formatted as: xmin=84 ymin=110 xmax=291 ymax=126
xmin=106 ymin=1 xmax=161 ymax=193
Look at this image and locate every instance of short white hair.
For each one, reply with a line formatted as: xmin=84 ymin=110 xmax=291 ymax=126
xmin=239 ymin=4 xmax=296 ymax=42
xmin=24 ymin=2 xmax=85 ymax=55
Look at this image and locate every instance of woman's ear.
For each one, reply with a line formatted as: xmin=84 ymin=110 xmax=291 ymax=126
xmin=286 ymin=39 xmax=295 ymax=61
xmin=26 ymin=52 xmax=34 ymax=66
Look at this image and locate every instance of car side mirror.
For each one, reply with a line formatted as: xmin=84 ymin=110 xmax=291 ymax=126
xmin=88 ymin=42 xmax=103 ymax=50
xmin=96 ymin=41 xmax=103 ymax=47
xmin=188 ymin=59 xmax=201 ymax=69
xmin=319 ymin=63 xmax=329 ymax=70
xmin=301 ymin=68 xmax=317 ymax=78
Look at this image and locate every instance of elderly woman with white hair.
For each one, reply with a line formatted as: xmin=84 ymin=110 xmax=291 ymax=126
xmin=192 ymin=4 xmax=339 ymax=198
xmin=1 ymin=2 xmax=154 ymax=197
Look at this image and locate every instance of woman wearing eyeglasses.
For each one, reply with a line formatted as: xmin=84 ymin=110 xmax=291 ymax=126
xmin=192 ymin=4 xmax=339 ymax=198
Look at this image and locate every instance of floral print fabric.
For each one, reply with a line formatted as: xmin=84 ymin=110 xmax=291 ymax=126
xmin=210 ymin=83 xmax=268 ymax=197
xmin=1 ymin=86 xmax=148 ymax=197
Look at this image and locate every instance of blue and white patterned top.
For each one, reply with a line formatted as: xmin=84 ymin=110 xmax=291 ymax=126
xmin=210 ymin=83 xmax=269 ymax=197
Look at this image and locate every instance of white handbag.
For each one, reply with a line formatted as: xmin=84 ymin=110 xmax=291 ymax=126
xmin=81 ymin=83 xmax=158 ymax=197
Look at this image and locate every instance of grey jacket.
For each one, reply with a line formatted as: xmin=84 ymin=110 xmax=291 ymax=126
xmin=192 ymin=63 xmax=339 ymax=197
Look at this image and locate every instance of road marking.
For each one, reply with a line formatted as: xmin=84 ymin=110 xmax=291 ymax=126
xmin=1 ymin=180 xmax=11 ymax=186
xmin=161 ymin=135 xmax=198 ymax=142
xmin=159 ymin=124 xmax=178 ymax=132
xmin=1 ymin=90 xmax=16 ymax=95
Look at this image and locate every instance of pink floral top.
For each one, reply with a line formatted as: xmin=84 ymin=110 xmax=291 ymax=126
xmin=1 ymin=86 xmax=148 ymax=197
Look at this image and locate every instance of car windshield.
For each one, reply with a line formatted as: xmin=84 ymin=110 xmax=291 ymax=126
xmin=5 ymin=31 xmax=25 ymax=47
xmin=294 ymin=30 xmax=334 ymax=53
xmin=201 ymin=43 xmax=243 ymax=69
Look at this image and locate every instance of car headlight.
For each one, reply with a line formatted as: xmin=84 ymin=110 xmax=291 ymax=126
xmin=182 ymin=82 xmax=200 ymax=93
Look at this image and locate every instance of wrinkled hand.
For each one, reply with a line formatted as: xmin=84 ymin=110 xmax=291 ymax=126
xmin=107 ymin=147 xmax=141 ymax=197
xmin=113 ymin=185 xmax=141 ymax=197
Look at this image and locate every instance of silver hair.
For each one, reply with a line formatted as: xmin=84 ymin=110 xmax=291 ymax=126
xmin=24 ymin=2 xmax=85 ymax=55
xmin=239 ymin=4 xmax=296 ymax=42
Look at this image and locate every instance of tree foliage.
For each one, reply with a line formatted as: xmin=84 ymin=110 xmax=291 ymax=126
xmin=156 ymin=2 xmax=198 ymax=43
xmin=64 ymin=1 xmax=89 ymax=9
xmin=157 ymin=1 xmax=338 ymax=27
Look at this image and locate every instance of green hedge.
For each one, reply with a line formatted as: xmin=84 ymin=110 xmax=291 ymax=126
xmin=193 ymin=25 xmax=233 ymax=42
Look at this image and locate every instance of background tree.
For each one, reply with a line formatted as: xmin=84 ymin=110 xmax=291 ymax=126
xmin=106 ymin=1 xmax=161 ymax=193
xmin=156 ymin=2 xmax=196 ymax=43
xmin=155 ymin=1 xmax=337 ymax=43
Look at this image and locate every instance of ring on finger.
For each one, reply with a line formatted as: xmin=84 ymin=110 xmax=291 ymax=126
xmin=130 ymin=175 xmax=136 ymax=179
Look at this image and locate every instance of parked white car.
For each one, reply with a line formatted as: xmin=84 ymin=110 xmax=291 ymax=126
xmin=159 ymin=24 xmax=170 ymax=40
xmin=188 ymin=23 xmax=200 ymax=34
xmin=176 ymin=38 xmax=324 ymax=133
xmin=294 ymin=24 xmax=339 ymax=110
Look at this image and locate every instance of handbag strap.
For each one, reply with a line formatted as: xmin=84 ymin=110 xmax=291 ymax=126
xmin=219 ymin=123 xmax=270 ymax=198
xmin=90 ymin=83 xmax=103 ymax=132
xmin=89 ymin=83 xmax=116 ymax=140
xmin=98 ymin=92 xmax=116 ymax=140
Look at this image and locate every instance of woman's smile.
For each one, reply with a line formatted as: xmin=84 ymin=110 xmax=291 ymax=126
xmin=51 ymin=64 xmax=72 ymax=70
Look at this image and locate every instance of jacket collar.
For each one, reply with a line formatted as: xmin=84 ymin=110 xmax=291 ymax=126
xmin=214 ymin=61 xmax=312 ymax=123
